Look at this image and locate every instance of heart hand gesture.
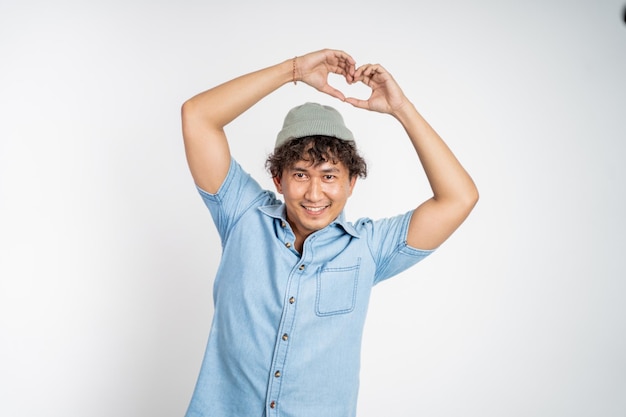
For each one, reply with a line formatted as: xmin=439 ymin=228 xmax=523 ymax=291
xmin=345 ymin=63 xmax=409 ymax=115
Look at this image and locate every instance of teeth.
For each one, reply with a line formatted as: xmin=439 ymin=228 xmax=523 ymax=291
xmin=305 ymin=206 xmax=326 ymax=212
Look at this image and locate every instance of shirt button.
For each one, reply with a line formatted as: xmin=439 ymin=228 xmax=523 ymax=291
xmin=274 ymin=370 xmax=281 ymax=378
xmin=270 ymin=401 xmax=276 ymax=409
xmin=280 ymin=221 xmax=286 ymax=228
xmin=298 ymin=264 xmax=305 ymax=270
xmin=289 ymin=297 xmax=295 ymax=304
xmin=285 ymin=242 xmax=292 ymax=248
xmin=282 ymin=333 xmax=289 ymax=341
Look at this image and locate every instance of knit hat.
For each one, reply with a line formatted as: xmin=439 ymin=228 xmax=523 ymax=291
xmin=275 ymin=102 xmax=354 ymax=149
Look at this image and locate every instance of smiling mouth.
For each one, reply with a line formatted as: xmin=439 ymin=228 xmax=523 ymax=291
xmin=303 ymin=205 xmax=330 ymax=213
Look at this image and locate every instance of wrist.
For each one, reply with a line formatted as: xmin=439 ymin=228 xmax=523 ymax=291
xmin=268 ymin=58 xmax=297 ymax=87
xmin=292 ymin=56 xmax=298 ymax=85
xmin=391 ymin=100 xmax=418 ymax=122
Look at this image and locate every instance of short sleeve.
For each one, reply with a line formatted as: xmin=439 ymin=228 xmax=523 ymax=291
xmin=196 ymin=158 xmax=278 ymax=242
xmin=357 ymin=210 xmax=434 ymax=284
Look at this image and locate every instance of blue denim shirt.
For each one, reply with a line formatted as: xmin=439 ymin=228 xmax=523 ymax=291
xmin=185 ymin=159 xmax=433 ymax=417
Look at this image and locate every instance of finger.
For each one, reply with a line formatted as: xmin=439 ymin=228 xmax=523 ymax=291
xmin=331 ymin=64 xmax=355 ymax=83
xmin=355 ymin=63 xmax=384 ymax=81
xmin=342 ymin=65 xmax=354 ymax=84
xmin=332 ymin=54 xmax=356 ymax=82
xmin=320 ymin=83 xmax=346 ymax=101
xmin=365 ymin=65 xmax=384 ymax=87
xmin=344 ymin=97 xmax=370 ymax=110
xmin=353 ymin=65 xmax=366 ymax=80
xmin=332 ymin=49 xmax=356 ymax=70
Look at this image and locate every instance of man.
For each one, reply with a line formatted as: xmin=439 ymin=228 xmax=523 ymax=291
xmin=181 ymin=48 xmax=478 ymax=417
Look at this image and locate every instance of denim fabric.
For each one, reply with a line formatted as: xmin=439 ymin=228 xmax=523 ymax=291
xmin=185 ymin=159 xmax=433 ymax=417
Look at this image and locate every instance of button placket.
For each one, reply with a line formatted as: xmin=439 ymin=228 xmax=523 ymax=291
xmin=267 ymin=255 xmax=310 ymax=416
xmin=279 ymin=219 xmax=298 ymax=255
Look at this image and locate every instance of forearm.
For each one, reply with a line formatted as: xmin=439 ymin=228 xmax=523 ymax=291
xmin=394 ymin=102 xmax=478 ymax=205
xmin=183 ymin=58 xmax=294 ymax=130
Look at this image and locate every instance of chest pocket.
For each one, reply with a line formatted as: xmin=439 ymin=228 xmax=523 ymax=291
xmin=315 ymin=259 xmax=361 ymax=316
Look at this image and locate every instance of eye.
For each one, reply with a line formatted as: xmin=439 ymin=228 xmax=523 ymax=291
xmin=294 ymin=172 xmax=308 ymax=181
xmin=323 ymin=175 xmax=336 ymax=181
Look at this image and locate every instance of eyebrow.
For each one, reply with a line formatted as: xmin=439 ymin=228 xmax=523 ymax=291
xmin=289 ymin=165 xmax=341 ymax=174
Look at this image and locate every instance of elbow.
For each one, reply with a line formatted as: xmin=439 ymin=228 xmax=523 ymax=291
xmin=462 ymin=183 xmax=480 ymax=215
xmin=434 ymin=181 xmax=479 ymax=212
xmin=469 ymin=183 xmax=480 ymax=206
xmin=181 ymin=98 xmax=207 ymax=140
xmin=448 ymin=182 xmax=479 ymax=218
xmin=181 ymin=98 xmax=198 ymax=122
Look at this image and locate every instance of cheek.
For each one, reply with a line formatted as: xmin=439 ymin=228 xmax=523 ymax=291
xmin=281 ymin=182 xmax=303 ymax=199
xmin=326 ymin=184 xmax=352 ymax=200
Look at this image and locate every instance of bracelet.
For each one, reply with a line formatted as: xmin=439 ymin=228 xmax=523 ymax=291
xmin=292 ymin=56 xmax=297 ymax=85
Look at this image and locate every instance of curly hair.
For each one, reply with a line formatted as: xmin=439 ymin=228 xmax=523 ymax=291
xmin=266 ymin=136 xmax=367 ymax=179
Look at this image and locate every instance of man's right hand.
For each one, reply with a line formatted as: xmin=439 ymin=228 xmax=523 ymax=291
xmin=296 ymin=49 xmax=356 ymax=101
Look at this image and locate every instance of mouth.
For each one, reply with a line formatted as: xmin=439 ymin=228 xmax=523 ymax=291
xmin=302 ymin=204 xmax=330 ymax=215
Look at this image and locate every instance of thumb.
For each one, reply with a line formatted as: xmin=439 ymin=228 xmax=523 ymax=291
xmin=344 ymin=97 xmax=369 ymax=109
xmin=319 ymin=83 xmax=346 ymax=101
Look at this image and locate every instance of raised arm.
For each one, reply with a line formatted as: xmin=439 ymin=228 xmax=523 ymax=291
xmin=346 ymin=64 xmax=479 ymax=250
xmin=181 ymin=49 xmax=356 ymax=193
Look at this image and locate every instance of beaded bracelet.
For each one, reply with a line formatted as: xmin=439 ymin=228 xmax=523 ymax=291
xmin=292 ymin=56 xmax=297 ymax=85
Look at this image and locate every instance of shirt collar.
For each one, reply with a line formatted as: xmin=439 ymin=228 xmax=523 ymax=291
xmin=258 ymin=204 xmax=360 ymax=238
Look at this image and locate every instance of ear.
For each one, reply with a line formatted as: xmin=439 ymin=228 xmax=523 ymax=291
xmin=348 ymin=176 xmax=357 ymax=196
xmin=272 ymin=176 xmax=283 ymax=194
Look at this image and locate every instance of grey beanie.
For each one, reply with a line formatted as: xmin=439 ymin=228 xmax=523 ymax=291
xmin=275 ymin=102 xmax=354 ymax=149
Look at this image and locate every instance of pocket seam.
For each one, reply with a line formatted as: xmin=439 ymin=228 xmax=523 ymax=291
xmin=315 ymin=261 xmax=360 ymax=317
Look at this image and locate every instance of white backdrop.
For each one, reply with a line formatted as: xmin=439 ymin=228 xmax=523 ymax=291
xmin=1 ymin=1 xmax=625 ymax=416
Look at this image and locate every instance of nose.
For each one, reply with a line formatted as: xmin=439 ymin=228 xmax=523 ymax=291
xmin=304 ymin=178 xmax=323 ymax=202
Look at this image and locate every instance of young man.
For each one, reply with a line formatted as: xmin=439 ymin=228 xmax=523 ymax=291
xmin=181 ymin=49 xmax=478 ymax=417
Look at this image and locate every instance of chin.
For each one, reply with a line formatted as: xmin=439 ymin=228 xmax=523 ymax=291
xmin=300 ymin=216 xmax=328 ymax=229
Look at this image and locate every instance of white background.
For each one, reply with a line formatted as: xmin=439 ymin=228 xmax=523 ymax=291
xmin=1 ymin=1 xmax=625 ymax=416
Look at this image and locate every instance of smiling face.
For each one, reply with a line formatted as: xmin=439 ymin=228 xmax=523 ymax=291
xmin=273 ymin=158 xmax=357 ymax=247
